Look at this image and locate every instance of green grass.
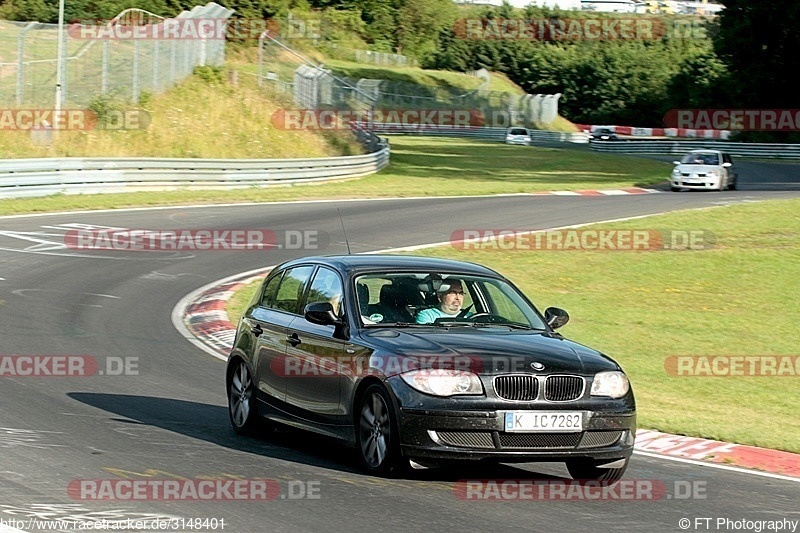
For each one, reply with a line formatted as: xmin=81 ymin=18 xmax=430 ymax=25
xmin=0 ymin=137 xmax=670 ymax=215
xmin=403 ymin=199 xmax=800 ymax=453
xmin=325 ymin=59 xmax=525 ymax=95
xmin=227 ymin=280 xmax=262 ymax=325
xmin=0 ymin=66 xmax=362 ymax=160
xmin=224 ymin=199 xmax=800 ymax=453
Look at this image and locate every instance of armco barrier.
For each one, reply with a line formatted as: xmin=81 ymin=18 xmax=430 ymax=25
xmin=375 ymin=123 xmax=800 ymax=159
xmin=0 ymin=145 xmax=390 ymax=199
xmin=372 ymin=124 xmax=589 ymax=144
xmin=589 ymin=139 xmax=800 ymax=159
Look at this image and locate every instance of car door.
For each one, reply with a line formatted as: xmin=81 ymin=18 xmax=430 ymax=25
xmin=723 ymin=153 xmax=735 ymax=184
xmin=251 ymin=265 xmax=314 ymax=407
xmin=283 ymin=266 xmax=348 ymax=426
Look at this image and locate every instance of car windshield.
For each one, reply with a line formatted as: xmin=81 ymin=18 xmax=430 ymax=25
xmin=509 ymin=128 xmax=527 ymax=135
xmin=681 ymin=153 xmax=719 ymax=165
xmin=355 ymin=271 xmax=547 ymax=329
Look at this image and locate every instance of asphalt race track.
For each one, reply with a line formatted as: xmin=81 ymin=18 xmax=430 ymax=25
xmin=2 ymin=170 xmax=800 ymax=532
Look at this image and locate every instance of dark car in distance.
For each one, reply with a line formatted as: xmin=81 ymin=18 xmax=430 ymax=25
xmin=589 ymin=127 xmax=620 ymax=141
xmin=226 ymin=255 xmax=636 ymax=481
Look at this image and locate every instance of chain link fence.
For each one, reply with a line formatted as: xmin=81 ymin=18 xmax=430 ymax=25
xmin=353 ymin=50 xmax=417 ymax=67
xmin=0 ymin=3 xmax=232 ymax=108
xmin=258 ymin=31 xmax=383 ymax=148
xmin=258 ymin=33 xmax=560 ymax=130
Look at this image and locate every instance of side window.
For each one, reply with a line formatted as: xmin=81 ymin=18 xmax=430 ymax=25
xmin=305 ymin=267 xmax=344 ymax=317
xmin=484 ymin=283 xmax=527 ymax=324
xmin=260 ymin=273 xmax=283 ymax=308
xmin=273 ymin=266 xmax=314 ymax=314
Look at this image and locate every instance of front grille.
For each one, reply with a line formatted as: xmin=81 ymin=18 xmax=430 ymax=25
xmin=578 ymin=431 xmax=623 ymax=449
xmin=544 ymin=375 xmax=585 ymax=402
xmin=494 ymin=375 xmax=538 ymax=401
xmin=436 ymin=431 xmax=495 ymax=449
xmin=499 ymin=433 xmax=582 ymax=449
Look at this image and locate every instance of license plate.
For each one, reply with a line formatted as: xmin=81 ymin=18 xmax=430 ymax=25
xmin=504 ymin=411 xmax=583 ymax=432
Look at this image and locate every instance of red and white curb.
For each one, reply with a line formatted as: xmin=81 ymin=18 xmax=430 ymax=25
xmin=184 ymin=281 xmax=245 ymax=357
xmin=635 ymin=430 xmax=800 ymax=479
xmin=576 ymin=124 xmax=732 ymax=140
xmin=532 ymin=187 xmax=662 ymax=196
xmin=176 ymin=268 xmax=271 ymax=361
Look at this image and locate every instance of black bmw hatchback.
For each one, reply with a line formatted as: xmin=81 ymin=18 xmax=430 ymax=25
xmin=226 ymin=255 xmax=636 ymax=481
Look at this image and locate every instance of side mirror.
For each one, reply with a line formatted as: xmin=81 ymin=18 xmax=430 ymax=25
xmin=544 ymin=307 xmax=570 ymax=330
xmin=722 ymin=162 xmax=732 ymax=167
xmin=305 ymin=302 xmax=342 ymax=326
xmin=672 ymin=161 xmax=680 ymax=165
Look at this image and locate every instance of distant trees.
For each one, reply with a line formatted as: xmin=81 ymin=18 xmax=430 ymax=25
xmin=1 ymin=0 xmax=795 ymax=131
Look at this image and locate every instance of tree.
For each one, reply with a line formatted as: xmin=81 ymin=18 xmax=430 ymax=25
xmin=394 ymin=0 xmax=455 ymax=57
xmin=0 ymin=0 xmax=55 ymax=22
xmin=713 ymin=0 xmax=800 ymax=109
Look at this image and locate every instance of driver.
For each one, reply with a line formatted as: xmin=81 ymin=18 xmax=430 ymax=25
xmin=415 ymin=280 xmax=471 ymax=324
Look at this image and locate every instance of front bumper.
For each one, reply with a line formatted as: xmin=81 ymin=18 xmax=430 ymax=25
xmin=396 ymin=407 xmax=636 ymax=463
xmin=672 ymin=176 xmax=721 ymax=190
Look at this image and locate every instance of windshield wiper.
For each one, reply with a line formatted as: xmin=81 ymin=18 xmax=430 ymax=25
xmin=365 ymin=322 xmax=427 ymax=328
xmin=470 ymin=322 xmax=544 ymax=330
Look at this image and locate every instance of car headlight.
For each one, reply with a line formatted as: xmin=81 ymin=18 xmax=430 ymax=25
xmin=590 ymin=371 xmax=629 ymax=399
xmin=400 ymin=369 xmax=483 ymax=397
xmin=672 ymin=168 xmax=680 ymax=175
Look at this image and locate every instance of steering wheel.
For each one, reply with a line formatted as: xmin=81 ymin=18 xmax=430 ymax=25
xmin=468 ymin=313 xmax=508 ymax=324
xmin=457 ymin=304 xmax=474 ymax=318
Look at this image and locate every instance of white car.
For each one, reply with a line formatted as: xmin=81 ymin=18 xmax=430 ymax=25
xmin=670 ymin=150 xmax=737 ymax=191
xmin=505 ymin=127 xmax=531 ymax=146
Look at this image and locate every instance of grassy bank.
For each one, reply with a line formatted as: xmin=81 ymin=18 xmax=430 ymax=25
xmin=225 ymin=199 xmax=800 ymax=453
xmin=0 ymin=136 xmax=668 ymax=215
xmin=0 ymin=67 xmax=361 ymax=160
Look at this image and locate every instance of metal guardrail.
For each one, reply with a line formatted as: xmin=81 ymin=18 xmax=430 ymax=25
xmin=0 ymin=145 xmax=390 ymax=199
xmin=589 ymin=139 xmax=800 ymax=159
xmin=375 ymin=123 xmax=800 ymax=158
xmin=372 ymin=124 xmax=589 ymax=144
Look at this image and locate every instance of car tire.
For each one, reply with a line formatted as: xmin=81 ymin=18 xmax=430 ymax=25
xmin=566 ymin=456 xmax=630 ymax=484
xmin=357 ymin=384 xmax=405 ymax=476
xmin=728 ymin=176 xmax=737 ymax=190
xmin=228 ymin=359 xmax=262 ymax=436
xmin=670 ymin=186 xmax=681 ymax=192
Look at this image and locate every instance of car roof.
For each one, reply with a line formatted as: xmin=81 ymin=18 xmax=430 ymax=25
xmin=274 ymin=254 xmax=502 ymax=277
xmin=685 ymin=149 xmax=723 ymax=155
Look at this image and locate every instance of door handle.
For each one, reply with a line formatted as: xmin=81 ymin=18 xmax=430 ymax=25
xmin=287 ymin=333 xmax=301 ymax=347
xmin=250 ymin=323 xmax=263 ymax=337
